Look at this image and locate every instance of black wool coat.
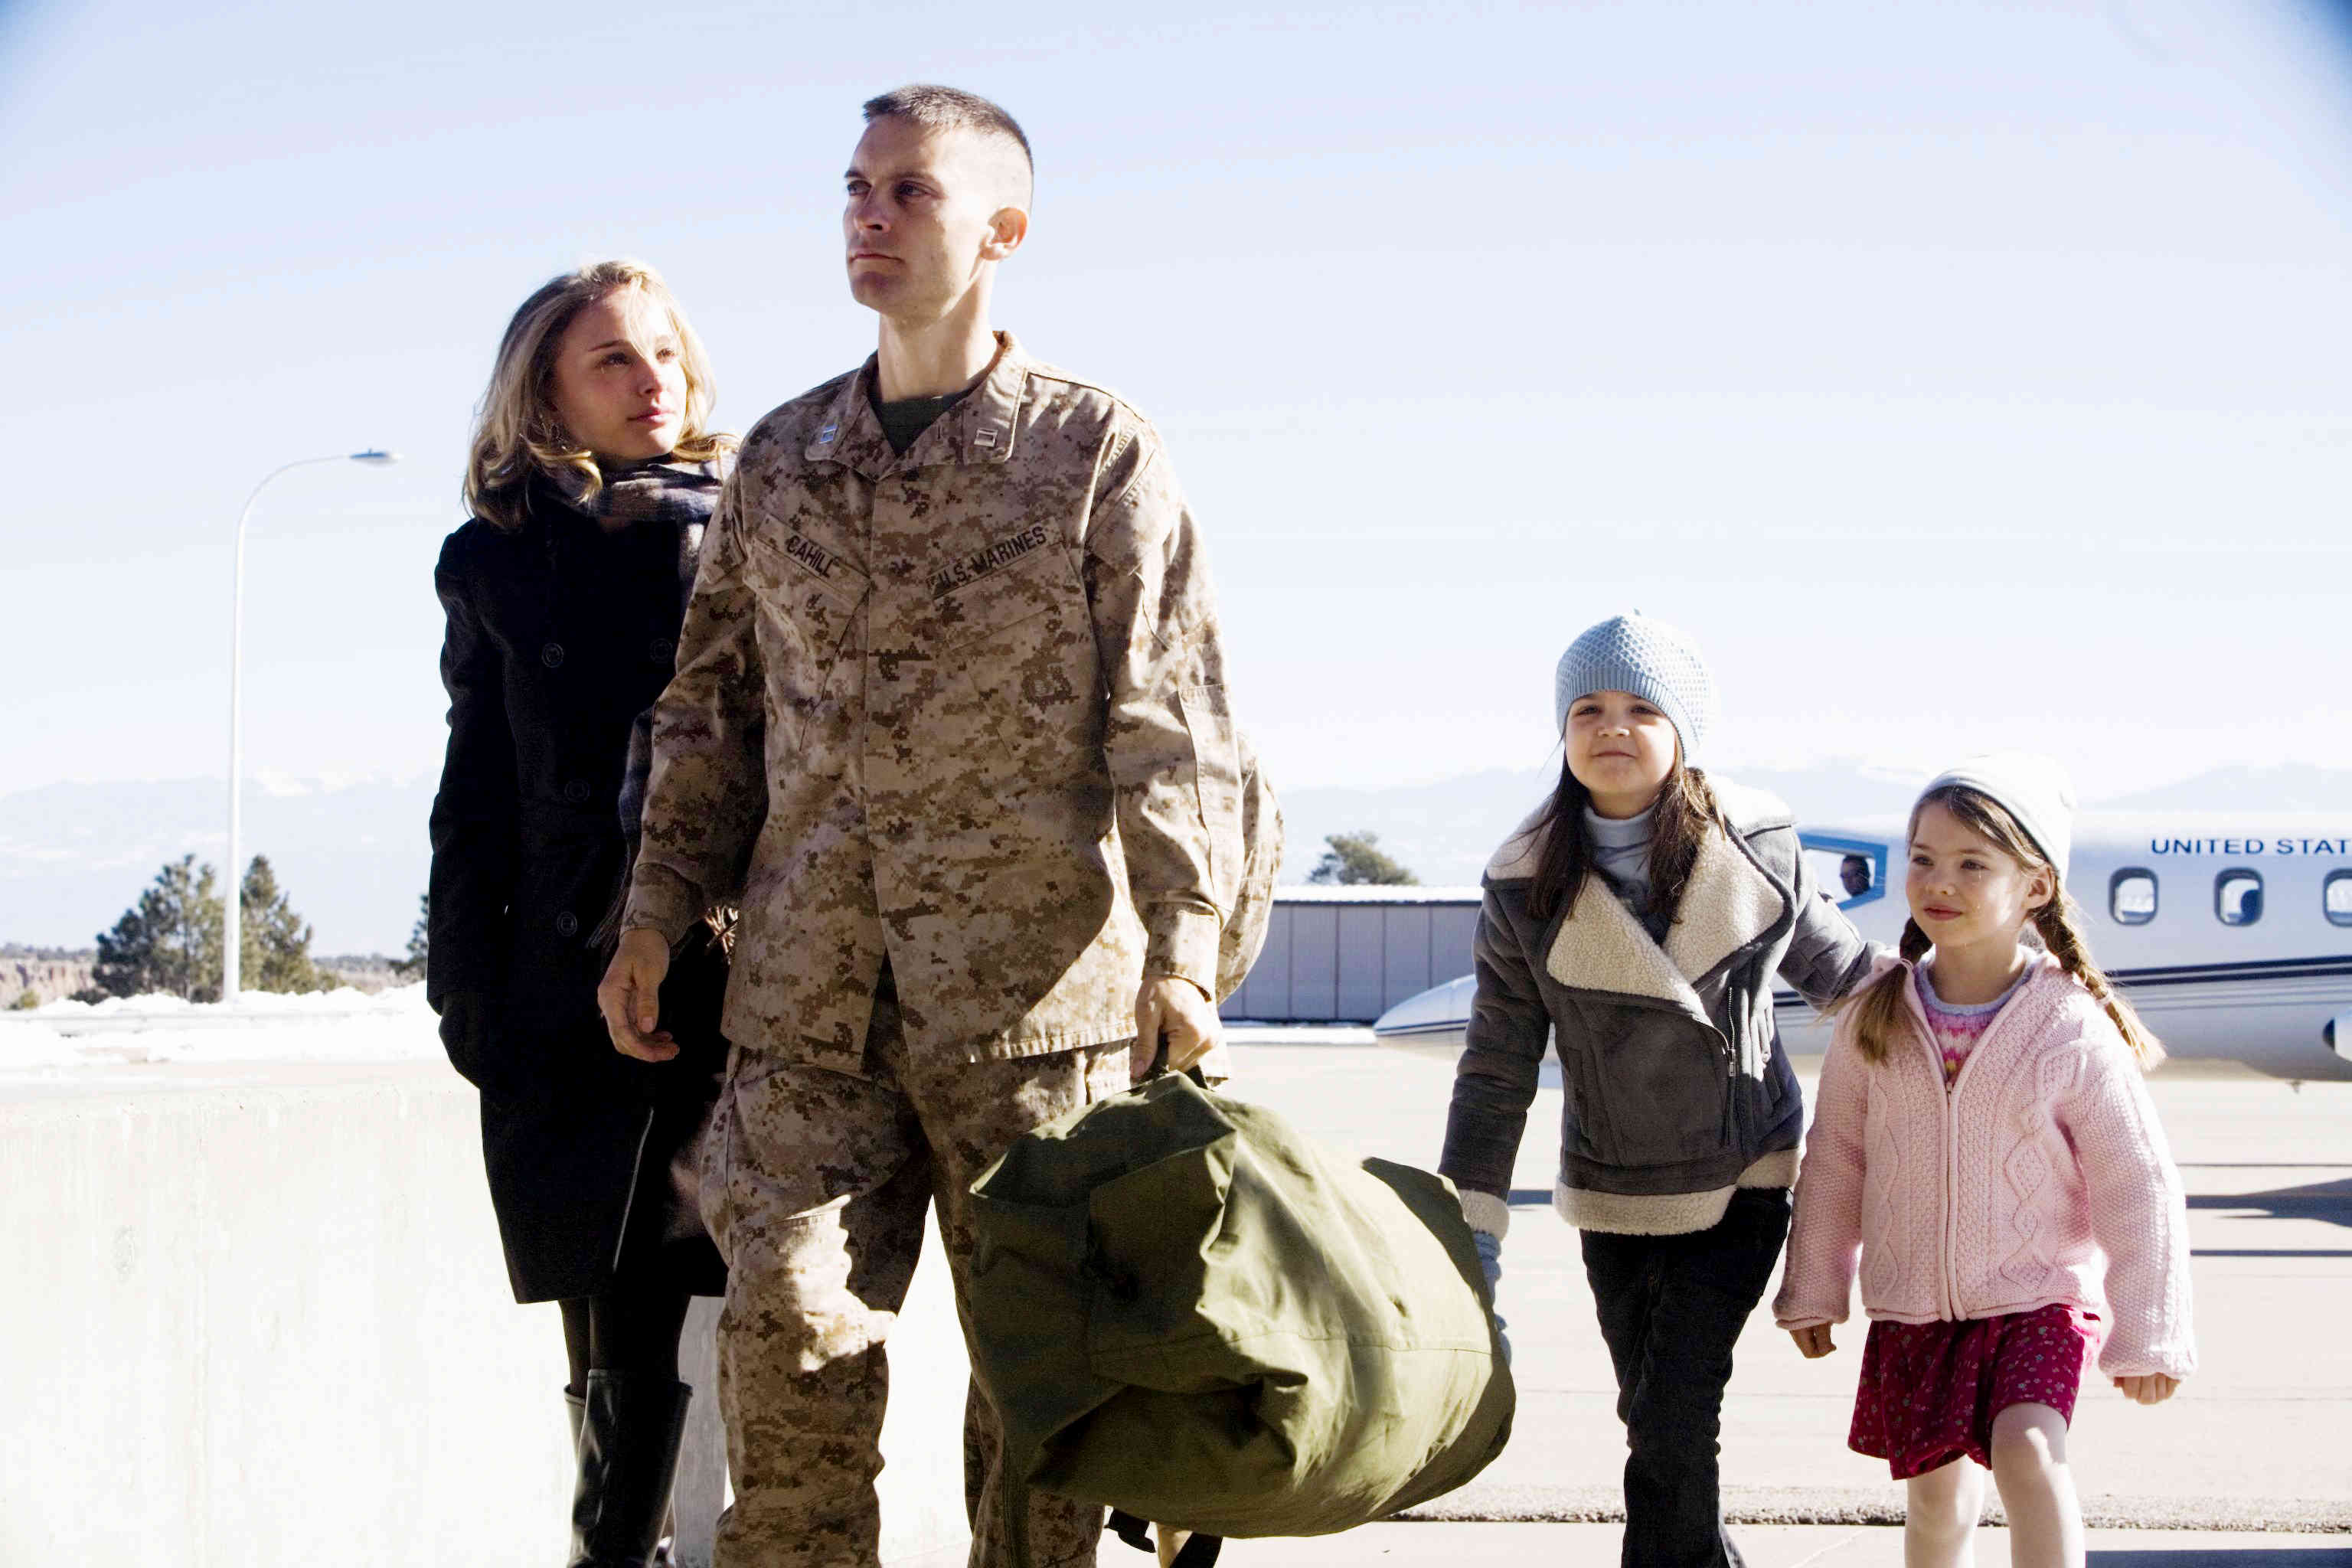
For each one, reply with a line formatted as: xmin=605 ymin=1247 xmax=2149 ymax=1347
xmin=426 ymin=489 xmax=727 ymax=1303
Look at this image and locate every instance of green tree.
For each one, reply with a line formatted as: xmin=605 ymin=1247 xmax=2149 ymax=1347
xmin=87 ymin=854 xmax=333 ymax=1001
xmin=392 ymin=891 xmax=428 ymax=980
xmin=238 ymin=855 xmax=332 ymax=994
xmin=93 ymin=854 xmax=224 ymax=1001
xmin=1305 ymin=831 xmax=1419 ymax=887
xmin=9 ymin=989 xmax=38 ymax=1011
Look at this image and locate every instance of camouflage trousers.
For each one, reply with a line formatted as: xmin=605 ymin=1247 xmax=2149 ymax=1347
xmin=699 ymin=977 xmax=1130 ymax=1568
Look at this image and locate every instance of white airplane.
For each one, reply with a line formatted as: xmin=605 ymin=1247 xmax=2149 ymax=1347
xmin=1372 ymin=814 xmax=2352 ymax=1082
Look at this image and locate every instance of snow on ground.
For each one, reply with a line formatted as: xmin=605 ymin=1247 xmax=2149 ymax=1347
xmin=0 ymin=984 xmax=440 ymax=1068
xmin=0 ymin=990 xmax=1379 ymax=1073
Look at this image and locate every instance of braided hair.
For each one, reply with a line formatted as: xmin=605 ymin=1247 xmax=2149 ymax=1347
xmin=1837 ymin=785 xmax=2164 ymax=1070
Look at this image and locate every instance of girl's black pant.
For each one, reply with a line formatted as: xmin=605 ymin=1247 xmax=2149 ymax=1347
xmin=1580 ymin=1186 xmax=1793 ymax=1568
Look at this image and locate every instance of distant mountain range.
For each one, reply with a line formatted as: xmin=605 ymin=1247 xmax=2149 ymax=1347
xmin=5 ymin=763 xmax=2346 ymax=952
xmin=0 ymin=775 xmax=436 ymax=957
xmin=1282 ymin=760 xmax=2352 ymax=887
xmin=1279 ymin=756 xmax=1942 ymax=888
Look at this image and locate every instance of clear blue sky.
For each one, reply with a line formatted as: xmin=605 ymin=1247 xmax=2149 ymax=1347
xmin=4 ymin=0 xmax=2349 ymax=804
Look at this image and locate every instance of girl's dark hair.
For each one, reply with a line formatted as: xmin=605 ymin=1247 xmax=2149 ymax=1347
xmin=1525 ymin=755 xmax=1720 ymax=924
xmin=1836 ymin=784 xmax=2164 ymax=1069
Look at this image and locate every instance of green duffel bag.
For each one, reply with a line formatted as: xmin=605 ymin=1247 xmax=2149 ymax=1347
xmin=965 ymin=1071 xmax=1514 ymax=1566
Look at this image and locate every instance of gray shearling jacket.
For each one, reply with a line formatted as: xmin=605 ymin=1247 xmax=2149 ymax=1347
xmin=1439 ymin=779 xmax=1876 ymax=1236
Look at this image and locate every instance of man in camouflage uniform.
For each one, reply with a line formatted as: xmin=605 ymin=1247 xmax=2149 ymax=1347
xmin=597 ymin=85 xmax=1243 ymax=1568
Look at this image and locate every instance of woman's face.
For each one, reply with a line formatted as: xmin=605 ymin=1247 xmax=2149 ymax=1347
xmin=1563 ymin=689 xmax=1680 ymax=818
xmin=547 ymin=287 xmax=688 ymax=462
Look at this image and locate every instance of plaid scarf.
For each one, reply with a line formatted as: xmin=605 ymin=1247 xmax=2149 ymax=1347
xmin=552 ymin=455 xmax=725 ymax=532
xmin=579 ymin=458 xmax=727 ymax=949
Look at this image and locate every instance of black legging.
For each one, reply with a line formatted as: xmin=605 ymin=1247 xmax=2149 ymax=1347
xmin=560 ymin=1276 xmax=694 ymax=1392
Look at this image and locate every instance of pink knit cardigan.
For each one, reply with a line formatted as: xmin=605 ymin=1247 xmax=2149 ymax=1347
xmin=1774 ymin=952 xmax=2196 ymax=1380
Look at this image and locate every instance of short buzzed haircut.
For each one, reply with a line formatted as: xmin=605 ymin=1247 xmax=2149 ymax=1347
xmin=862 ymin=83 xmax=1034 ymax=204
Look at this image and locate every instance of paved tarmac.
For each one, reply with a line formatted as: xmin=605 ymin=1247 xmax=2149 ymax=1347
xmin=911 ymin=1034 xmax=2352 ymax=1566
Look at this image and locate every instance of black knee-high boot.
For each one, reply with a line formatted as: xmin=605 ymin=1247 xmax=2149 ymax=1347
xmin=570 ymin=1371 xmax=691 ymax=1568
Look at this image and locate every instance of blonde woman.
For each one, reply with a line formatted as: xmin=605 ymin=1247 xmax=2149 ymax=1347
xmin=426 ymin=260 xmax=733 ymax=1568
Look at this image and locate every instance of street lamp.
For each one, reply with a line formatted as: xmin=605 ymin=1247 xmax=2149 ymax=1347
xmin=224 ymin=449 xmax=400 ymax=1004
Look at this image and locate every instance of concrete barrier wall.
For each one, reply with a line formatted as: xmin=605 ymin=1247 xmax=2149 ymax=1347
xmin=0 ymin=1060 xmax=969 ymax=1567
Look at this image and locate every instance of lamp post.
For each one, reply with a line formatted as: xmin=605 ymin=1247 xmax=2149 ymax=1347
xmin=224 ymin=449 xmax=400 ymax=1003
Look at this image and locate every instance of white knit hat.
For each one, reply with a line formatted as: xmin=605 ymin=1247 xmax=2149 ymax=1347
xmin=1553 ymin=613 xmax=1719 ymax=769
xmin=1920 ymin=752 xmax=2076 ymax=882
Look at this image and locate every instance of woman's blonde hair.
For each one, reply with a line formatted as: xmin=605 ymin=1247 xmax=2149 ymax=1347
xmin=1838 ymin=784 xmax=2164 ymax=1070
xmin=463 ymin=260 xmax=731 ymax=529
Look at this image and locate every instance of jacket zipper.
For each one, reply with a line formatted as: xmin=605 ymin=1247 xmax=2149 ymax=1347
xmin=1912 ymin=963 xmax=2030 ymax=1323
xmin=1916 ymin=998 xmax=1963 ymax=1321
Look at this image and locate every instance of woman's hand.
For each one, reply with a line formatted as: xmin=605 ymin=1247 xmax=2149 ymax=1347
xmin=599 ymin=928 xmax=678 ymax=1061
xmin=1788 ymin=1324 xmax=1837 ymax=1358
xmin=2113 ymin=1373 xmax=2180 ymax=1405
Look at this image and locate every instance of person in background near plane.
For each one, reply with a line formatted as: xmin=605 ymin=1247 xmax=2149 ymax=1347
xmin=1776 ymin=754 xmax=2195 ymax=1568
xmin=595 ymin=86 xmax=1243 ymax=1567
xmin=1840 ymin=853 xmax=1873 ymax=899
xmin=1441 ymin=613 xmax=1878 ymax=1568
xmin=428 ymin=260 xmax=734 ymax=1568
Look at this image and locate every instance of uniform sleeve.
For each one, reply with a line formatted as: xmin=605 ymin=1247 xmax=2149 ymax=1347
xmin=1082 ymin=428 xmax=1236 ymax=993
xmin=1438 ymin=890 xmax=1551 ymax=1217
xmin=621 ymin=472 xmax=769 ymax=946
xmin=1775 ymin=1021 xmax=1870 ymax=1328
xmin=2067 ymin=1038 xmax=2197 ymax=1380
xmin=1777 ymin=839 xmax=1880 ymax=1007
xmin=425 ymin=536 xmax=518 ymax=1010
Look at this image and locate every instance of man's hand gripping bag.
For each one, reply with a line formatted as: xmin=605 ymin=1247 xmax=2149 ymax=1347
xmin=965 ymin=1073 xmax=1514 ymax=1566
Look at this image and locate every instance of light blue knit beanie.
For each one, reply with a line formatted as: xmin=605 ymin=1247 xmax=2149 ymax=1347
xmin=1553 ymin=613 xmax=1719 ymax=768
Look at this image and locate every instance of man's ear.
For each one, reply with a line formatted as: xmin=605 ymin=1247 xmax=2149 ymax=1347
xmin=981 ymin=204 xmax=1028 ymax=262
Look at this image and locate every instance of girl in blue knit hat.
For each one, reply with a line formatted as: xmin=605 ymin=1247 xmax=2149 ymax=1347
xmin=1439 ymin=612 xmax=1880 ymax=1568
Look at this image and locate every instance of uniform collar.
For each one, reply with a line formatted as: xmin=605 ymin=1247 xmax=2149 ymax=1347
xmin=804 ymin=331 xmax=1029 ymax=476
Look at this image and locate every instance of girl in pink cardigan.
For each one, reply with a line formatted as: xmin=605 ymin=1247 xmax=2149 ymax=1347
xmin=1774 ymin=755 xmax=2194 ymax=1568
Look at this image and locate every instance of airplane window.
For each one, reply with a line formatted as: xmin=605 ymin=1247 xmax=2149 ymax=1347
xmin=2326 ymin=871 xmax=2352 ymax=929
xmin=2109 ymin=869 xmax=2158 ymax=926
xmin=1799 ymin=837 xmax=1886 ymax=910
xmin=2215 ymin=869 xmax=2262 ymax=927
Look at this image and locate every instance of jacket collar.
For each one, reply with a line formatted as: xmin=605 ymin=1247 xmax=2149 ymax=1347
xmin=1539 ymin=818 xmax=1792 ymax=1011
xmin=803 ymin=331 xmax=1029 ymax=476
xmin=1485 ymin=775 xmax=1796 ymax=1011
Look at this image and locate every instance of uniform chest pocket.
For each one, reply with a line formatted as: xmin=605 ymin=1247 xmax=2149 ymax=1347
xmin=916 ymin=532 xmax=1090 ymax=706
xmin=740 ymin=525 xmax=865 ymax=743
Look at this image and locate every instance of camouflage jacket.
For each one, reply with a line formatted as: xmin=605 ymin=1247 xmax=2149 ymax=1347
xmin=621 ymin=335 xmax=1243 ymax=1070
